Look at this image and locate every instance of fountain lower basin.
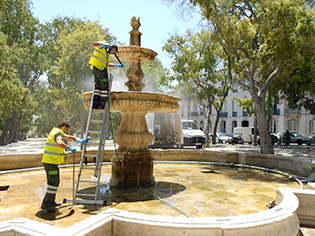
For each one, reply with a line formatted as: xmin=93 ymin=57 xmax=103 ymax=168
xmin=0 ymin=161 xmax=302 ymax=236
xmin=1 ymin=149 xmax=315 ymax=235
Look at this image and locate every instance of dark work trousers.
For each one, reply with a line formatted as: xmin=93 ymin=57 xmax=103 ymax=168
xmin=41 ymin=163 xmax=60 ymax=208
xmin=92 ymin=66 xmax=109 ymax=108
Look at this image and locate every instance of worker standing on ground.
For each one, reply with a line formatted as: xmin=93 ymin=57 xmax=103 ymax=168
xmin=41 ymin=121 xmax=88 ymax=212
xmin=89 ymin=40 xmax=124 ymax=109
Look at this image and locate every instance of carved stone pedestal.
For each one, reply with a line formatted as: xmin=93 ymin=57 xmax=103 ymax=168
xmin=109 ymin=91 xmax=180 ymax=187
xmin=110 ymin=151 xmax=155 ymax=187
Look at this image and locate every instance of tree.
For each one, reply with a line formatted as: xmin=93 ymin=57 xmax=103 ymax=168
xmin=163 ymin=30 xmax=233 ymax=146
xmin=0 ymin=0 xmax=44 ymax=144
xmin=181 ymin=0 xmax=315 ymax=154
xmin=142 ymin=58 xmax=166 ymax=93
xmin=35 ymin=17 xmax=118 ymax=135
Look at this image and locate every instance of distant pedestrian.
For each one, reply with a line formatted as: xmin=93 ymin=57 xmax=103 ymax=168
xmin=284 ymin=130 xmax=291 ymax=145
xmin=41 ymin=121 xmax=88 ymax=212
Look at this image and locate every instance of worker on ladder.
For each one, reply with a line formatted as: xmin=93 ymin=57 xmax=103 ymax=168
xmin=41 ymin=121 xmax=88 ymax=212
xmin=89 ymin=40 xmax=124 ymax=109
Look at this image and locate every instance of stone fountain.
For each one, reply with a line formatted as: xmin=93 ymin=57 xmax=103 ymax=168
xmin=84 ymin=16 xmax=180 ymax=187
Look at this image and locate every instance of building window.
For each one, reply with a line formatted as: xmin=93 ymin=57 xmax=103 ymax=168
xmin=220 ymin=102 xmax=228 ymax=117
xmin=233 ymin=84 xmax=238 ymax=93
xmin=310 ymin=119 xmax=315 ymax=133
xmin=200 ymin=120 xmax=204 ymax=130
xmin=232 ymin=121 xmax=237 ymax=133
xmin=232 ymin=99 xmax=238 ymax=117
xmin=221 ymin=121 xmax=226 ymax=133
xmin=242 ymin=120 xmax=249 ymax=127
xmin=271 ymin=120 xmax=277 ymax=133
xmin=288 ymin=119 xmax=297 ymax=131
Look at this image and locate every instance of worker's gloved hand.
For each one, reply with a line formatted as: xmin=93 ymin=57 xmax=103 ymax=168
xmin=76 ymin=138 xmax=88 ymax=144
xmin=67 ymin=145 xmax=77 ymax=153
xmin=99 ymin=43 xmax=112 ymax=50
xmin=114 ymin=64 xmax=124 ymax=68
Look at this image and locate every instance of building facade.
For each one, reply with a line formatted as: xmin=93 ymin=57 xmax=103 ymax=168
xmin=179 ymin=85 xmax=315 ymax=137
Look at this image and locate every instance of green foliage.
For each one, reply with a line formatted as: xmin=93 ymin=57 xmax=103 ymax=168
xmin=142 ymin=58 xmax=166 ymax=93
xmin=0 ymin=0 xmax=44 ymax=144
xmin=183 ymin=0 xmax=315 ymax=153
xmin=35 ymin=17 xmax=118 ymax=132
xmin=235 ymin=98 xmax=255 ymax=116
xmin=190 ymin=0 xmax=315 ymax=101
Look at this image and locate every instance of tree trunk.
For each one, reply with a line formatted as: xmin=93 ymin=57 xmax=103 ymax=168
xmin=0 ymin=119 xmax=11 ymax=145
xmin=212 ymin=112 xmax=220 ymax=145
xmin=8 ymin=115 xmax=17 ymax=143
xmin=254 ymin=96 xmax=274 ymax=154
xmin=253 ymin=116 xmax=258 ymax=146
xmin=204 ymin=106 xmax=211 ymax=148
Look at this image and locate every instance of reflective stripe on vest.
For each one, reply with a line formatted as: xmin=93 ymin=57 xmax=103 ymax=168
xmin=89 ymin=46 xmax=110 ymax=70
xmin=42 ymin=127 xmax=65 ymax=165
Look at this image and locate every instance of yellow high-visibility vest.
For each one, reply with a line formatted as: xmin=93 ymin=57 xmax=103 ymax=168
xmin=89 ymin=46 xmax=110 ymax=70
xmin=42 ymin=127 xmax=65 ymax=165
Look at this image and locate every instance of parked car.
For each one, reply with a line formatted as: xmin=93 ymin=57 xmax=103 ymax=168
xmin=218 ymin=133 xmax=233 ymax=143
xmin=209 ymin=133 xmax=233 ymax=144
xmin=277 ymin=131 xmax=312 ymax=145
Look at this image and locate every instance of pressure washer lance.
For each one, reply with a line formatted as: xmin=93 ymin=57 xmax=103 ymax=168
xmin=114 ymin=53 xmax=123 ymax=66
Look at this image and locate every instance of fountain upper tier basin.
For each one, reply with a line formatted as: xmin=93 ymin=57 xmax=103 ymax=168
xmin=117 ymin=45 xmax=157 ymax=62
xmin=83 ymin=91 xmax=180 ymax=113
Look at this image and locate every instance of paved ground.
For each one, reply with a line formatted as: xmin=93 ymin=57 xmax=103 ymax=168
xmin=1 ymin=138 xmax=315 ymax=163
xmin=1 ymin=138 xmax=315 ymax=235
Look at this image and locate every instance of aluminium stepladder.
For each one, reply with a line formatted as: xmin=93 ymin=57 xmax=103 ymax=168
xmin=65 ymin=76 xmax=113 ymax=206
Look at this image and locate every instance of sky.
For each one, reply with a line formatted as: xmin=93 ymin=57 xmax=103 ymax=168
xmin=30 ymin=0 xmax=205 ymax=68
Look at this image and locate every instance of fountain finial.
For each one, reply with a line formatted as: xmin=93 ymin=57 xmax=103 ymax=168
xmin=129 ymin=16 xmax=142 ymax=46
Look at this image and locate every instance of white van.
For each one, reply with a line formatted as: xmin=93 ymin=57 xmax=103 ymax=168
xmin=181 ymin=119 xmax=206 ymax=149
xmin=233 ymin=127 xmax=260 ymax=144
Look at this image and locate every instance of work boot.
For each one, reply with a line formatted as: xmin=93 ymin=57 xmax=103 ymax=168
xmin=41 ymin=205 xmax=56 ymax=212
xmin=54 ymin=201 xmax=61 ymax=207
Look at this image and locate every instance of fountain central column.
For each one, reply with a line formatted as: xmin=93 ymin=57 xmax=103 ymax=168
xmin=108 ymin=16 xmax=180 ymax=187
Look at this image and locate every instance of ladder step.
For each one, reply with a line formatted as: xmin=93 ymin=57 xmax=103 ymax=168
xmin=90 ymin=119 xmax=103 ymax=124
xmin=82 ymin=166 xmax=96 ymax=170
xmin=84 ymin=154 xmax=97 ymax=157
xmin=76 ymin=193 xmax=96 ymax=197
xmin=92 ymin=109 xmax=105 ymax=113
xmin=79 ymin=180 xmax=98 ymax=183
xmin=88 ymin=130 xmax=101 ymax=135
